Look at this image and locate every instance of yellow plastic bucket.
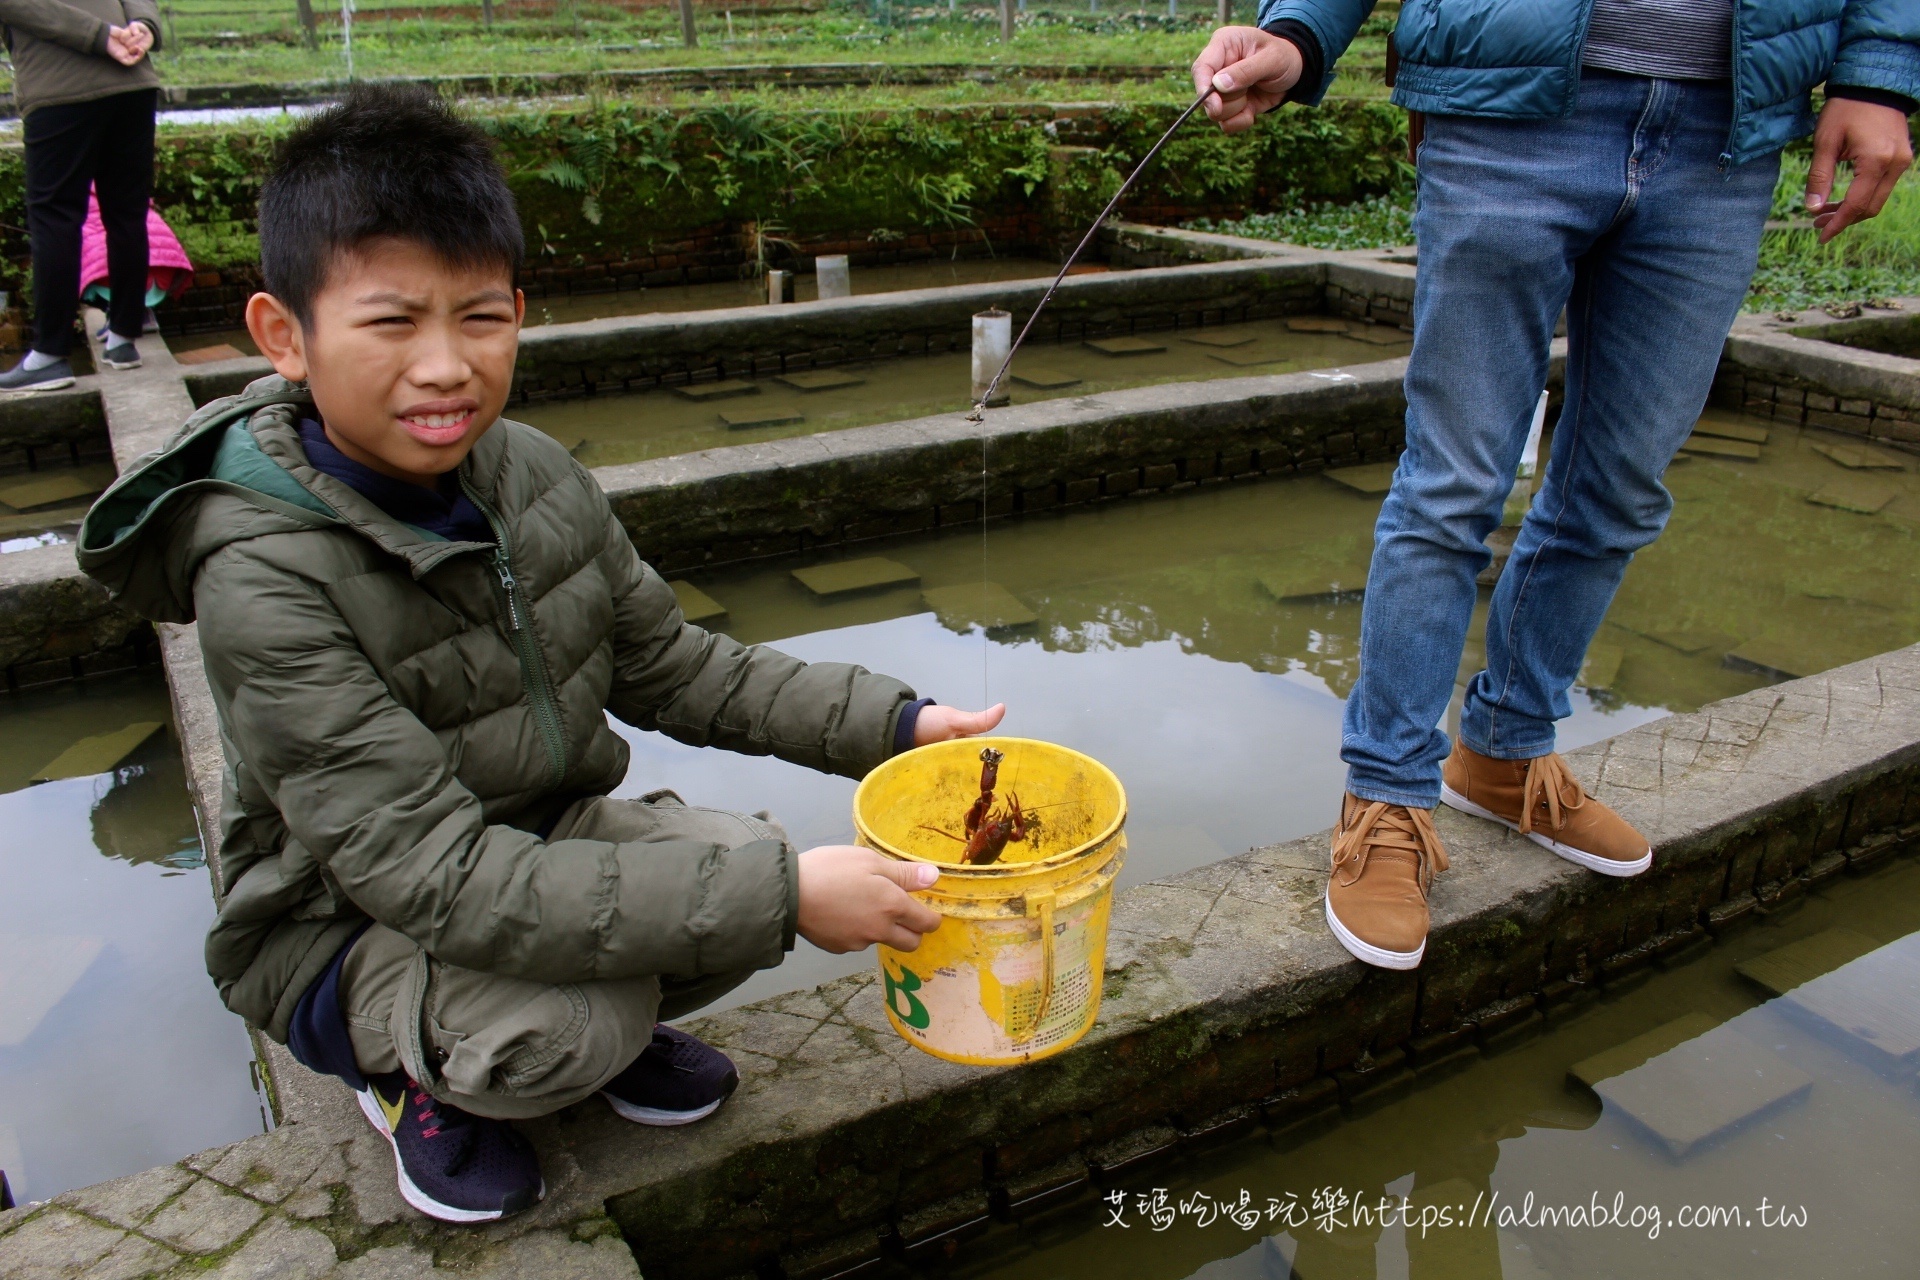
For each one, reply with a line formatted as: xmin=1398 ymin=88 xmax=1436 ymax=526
xmin=852 ymin=737 xmax=1127 ymax=1066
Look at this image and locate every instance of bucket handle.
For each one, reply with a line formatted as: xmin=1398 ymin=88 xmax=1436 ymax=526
xmin=1025 ymin=890 xmax=1056 ymax=1035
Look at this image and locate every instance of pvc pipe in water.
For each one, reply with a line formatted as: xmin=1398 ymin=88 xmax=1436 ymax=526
xmin=972 ymin=309 xmax=1012 ymax=407
xmin=816 ymin=255 xmax=851 ymax=300
xmin=766 ymin=269 xmax=790 ymax=305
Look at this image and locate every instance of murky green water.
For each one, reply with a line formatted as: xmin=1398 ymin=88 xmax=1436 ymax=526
xmin=521 ymin=319 xmax=1410 ymax=467
xmin=0 ymin=672 xmax=265 ymax=1202
xmin=627 ymin=410 xmax=1920 ymax=1012
xmin=948 ymin=856 xmax=1920 ymax=1280
xmin=0 ymin=458 xmax=116 ymax=553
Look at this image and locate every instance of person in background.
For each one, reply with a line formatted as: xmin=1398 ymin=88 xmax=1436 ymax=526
xmin=1192 ymin=1 xmax=1916 ymax=970
xmin=0 ymin=0 xmax=162 ymax=391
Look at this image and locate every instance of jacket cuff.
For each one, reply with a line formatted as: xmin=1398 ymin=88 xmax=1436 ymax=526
xmin=891 ymin=697 xmax=933 ymax=756
xmin=89 ymin=21 xmax=110 ymax=56
xmin=1826 ymin=84 xmax=1918 ymax=116
xmin=1260 ymin=19 xmax=1326 ymax=108
xmin=781 ymin=838 xmax=799 ymax=953
xmin=1830 ymin=37 xmax=1920 ymax=108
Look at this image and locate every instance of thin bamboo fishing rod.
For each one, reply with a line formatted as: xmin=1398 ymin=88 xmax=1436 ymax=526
xmin=966 ymin=83 xmax=1220 ymax=423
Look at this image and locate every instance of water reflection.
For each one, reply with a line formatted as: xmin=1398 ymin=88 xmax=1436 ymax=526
xmin=960 ymin=858 xmax=1920 ymax=1280
xmin=0 ymin=673 xmax=263 ymax=1202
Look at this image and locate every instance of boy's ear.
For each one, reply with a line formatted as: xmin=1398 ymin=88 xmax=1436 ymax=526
xmin=515 ymin=288 xmax=525 ymax=328
xmin=245 ymin=292 xmax=308 ymax=384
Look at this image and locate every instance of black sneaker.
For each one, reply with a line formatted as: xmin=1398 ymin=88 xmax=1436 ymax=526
xmin=601 ymin=1024 xmax=739 ymax=1125
xmin=355 ymin=1071 xmax=543 ymax=1223
xmin=94 ymin=309 xmax=158 ymax=339
xmin=102 ymin=341 xmax=140 ymax=370
xmin=0 ymin=356 xmax=74 ymax=392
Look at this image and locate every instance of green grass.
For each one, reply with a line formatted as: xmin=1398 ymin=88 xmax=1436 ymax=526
xmin=1748 ymin=148 xmax=1920 ymax=311
xmin=1192 ymin=152 xmax=1920 ymax=310
xmin=1188 ymin=193 xmax=1411 ymax=250
xmin=35 ymin=0 xmax=1395 ymax=92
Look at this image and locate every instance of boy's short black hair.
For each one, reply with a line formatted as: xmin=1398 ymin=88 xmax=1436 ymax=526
xmin=259 ymin=84 xmax=524 ymax=324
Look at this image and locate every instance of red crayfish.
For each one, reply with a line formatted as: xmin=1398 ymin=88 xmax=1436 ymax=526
xmin=920 ymin=746 xmax=1039 ymax=866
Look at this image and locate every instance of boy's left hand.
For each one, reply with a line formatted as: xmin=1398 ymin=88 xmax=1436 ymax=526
xmin=913 ymin=703 xmax=1006 ymax=746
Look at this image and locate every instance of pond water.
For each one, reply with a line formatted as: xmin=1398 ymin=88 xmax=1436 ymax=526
xmin=626 ymin=410 xmax=1920 ymax=1014
xmin=950 ymin=854 xmax=1920 ymax=1280
xmin=522 ymin=318 xmax=1412 ymax=467
xmin=0 ymin=457 xmax=116 ymax=554
xmin=0 ymin=672 xmax=266 ymax=1203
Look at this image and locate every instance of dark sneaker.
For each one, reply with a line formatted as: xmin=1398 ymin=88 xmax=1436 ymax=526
xmin=601 ymin=1024 xmax=739 ymax=1125
xmin=355 ymin=1071 xmax=543 ymax=1223
xmin=102 ymin=341 xmax=141 ymax=370
xmin=94 ymin=309 xmax=158 ymax=339
xmin=0 ymin=357 xmax=74 ymax=392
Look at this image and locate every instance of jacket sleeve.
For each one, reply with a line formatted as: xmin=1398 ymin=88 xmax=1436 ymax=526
xmin=0 ymin=0 xmax=109 ymax=54
xmin=1253 ymin=0 xmax=1376 ymax=105
xmin=120 ymin=0 xmax=162 ymax=47
xmin=598 ymin=511 xmax=916 ymax=780
xmin=1832 ymin=1 xmax=1920 ymax=106
xmin=197 ymin=542 xmax=794 ymax=984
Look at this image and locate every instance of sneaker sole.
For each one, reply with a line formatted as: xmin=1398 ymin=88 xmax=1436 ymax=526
xmin=600 ymin=1091 xmax=726 ymax=1126
xmin=354 ymin=1086 xmax=543 ymax=1223
xmin=1440 ymin=784 xmax=1652 ymax=877
xmin=0 ymin=376 xmax=75 ymax=393
xmin=1323 ymin=896 xmax=1425 ymax=970
xmin=104 ymin=359 xmax=141 ymax=370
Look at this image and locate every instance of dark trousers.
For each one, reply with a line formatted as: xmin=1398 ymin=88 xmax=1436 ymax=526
xmin=23 ymin=89 xmax=157 ymax=358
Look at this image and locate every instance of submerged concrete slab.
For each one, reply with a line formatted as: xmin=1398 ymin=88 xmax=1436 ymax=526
xmin=1735 ymin=927 xmax=1881 ymax=996
xmin=1593 ymin=1023 xmax=1812 ymax=1157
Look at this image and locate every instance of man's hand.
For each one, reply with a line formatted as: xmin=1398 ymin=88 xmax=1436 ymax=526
xmin=1805 ymin=97 xmax=1913 ymax=244
xmin=912 ymin=702 xmax=1006 ymax=746
xmin=1191 ymin=26 xmax=1305 ymax=134
xmin=106 ymin=23 xmax=152 ymax=66
xmin=797 ymin=845 xmax=943 ymax=953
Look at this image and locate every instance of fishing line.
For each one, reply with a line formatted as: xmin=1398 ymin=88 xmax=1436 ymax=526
xmin=970 ymin=82 xmax=1221 ymax=712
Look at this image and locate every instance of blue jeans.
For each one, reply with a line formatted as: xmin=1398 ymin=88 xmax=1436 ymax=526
xmin=1341 ymin=72 xmax=1780 ymax=809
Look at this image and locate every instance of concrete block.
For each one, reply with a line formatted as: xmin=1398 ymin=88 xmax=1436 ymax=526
xmin=1062 ymin=478 xmax=1101 ymax=505
xmin=1811 ymin=440 xmax=1905 ymax=469
xmin=1104 ymin=470 xmax=1141 ymax=496
xmin=669 ymin=581 xmax=727 ymax=625
xmin=1323 ymin=461 xmax=1395 ymax=493
xmin=921 ymin=582 xmax=1036 ymax=632
xmin=53 ymin=1162 xmax=193 ymax=1230
xmin=1592 ymin=1023 xmax=1811 ymax=1157
xmin=1678 ymin=434 xmax=1761 ymax=459
xmin=1784 ymin=932 xmax=1920 ymax=1064
xmin=0 ymin=1208 xmax=129 ymax=1279
xmin=673 ymin=380 xmax=758 ymax=402
xmin=1736 ymin=928 xmax=1880 ymax=996
xmin=202 ymin=1216 xmax=336 ymax=1280
xmin=993 ymin=1155 xmax=1090 ymax=1222
xmin=1085 ymin=1125 xmax=1180 ymax=1184
xmin=776 ymin=371 xmax=865 ymax=392
xmin=1141 ymin=463 xmax=1179 ymax=489
xmin=1084 ymin=336 xmax=1166 ymax=356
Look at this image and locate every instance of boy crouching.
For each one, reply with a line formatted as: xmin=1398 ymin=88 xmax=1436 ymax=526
xmin=78 ymin=85 xmax=1001 ymax=1223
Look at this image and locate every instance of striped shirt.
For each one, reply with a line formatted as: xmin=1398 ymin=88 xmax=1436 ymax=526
xmin=1583 ymin=0 xmax=1735 ymax=81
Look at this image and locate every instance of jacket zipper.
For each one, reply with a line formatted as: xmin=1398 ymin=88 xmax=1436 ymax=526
xmin=1720 ymin=0 xmax=1742 ymax=171
xmin=460 ymin=477 xmax=568 ymax=788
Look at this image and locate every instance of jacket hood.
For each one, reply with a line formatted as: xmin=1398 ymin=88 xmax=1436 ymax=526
xmin=78 ymin=376 xmax=343 ymax=623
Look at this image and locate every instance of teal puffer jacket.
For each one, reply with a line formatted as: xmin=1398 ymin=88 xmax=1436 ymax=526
xmin=1256 ymin=0 xmax=1920 ymax=164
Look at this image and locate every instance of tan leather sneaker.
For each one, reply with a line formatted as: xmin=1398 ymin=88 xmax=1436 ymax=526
xmin=1326 ymin=795 xmax=1450 ymax=970
xmin=1441 ymin=742 xmax=1651 ymax=877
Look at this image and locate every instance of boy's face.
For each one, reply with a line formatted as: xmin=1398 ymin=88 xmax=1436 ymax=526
xmin=245 ymin=237 xmax=524 ymax=487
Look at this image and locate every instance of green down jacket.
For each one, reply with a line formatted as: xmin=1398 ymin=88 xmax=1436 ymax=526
xmin=77 ymin=377 xmax=916 ymax=1041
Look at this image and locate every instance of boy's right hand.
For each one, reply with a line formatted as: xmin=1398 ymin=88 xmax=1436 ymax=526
xmin=797 ymin=846 xmax=943 ymax=954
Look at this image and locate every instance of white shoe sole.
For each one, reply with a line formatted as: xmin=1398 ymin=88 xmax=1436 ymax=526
xmin=0 ymin=375 xmax=74 ymax=393
xmin=104 ymin=359 xmax=141 ymax=370
xmin=354 ymin=1086 xmax=543 ymax=1223
xmin=1440 ymin=783 xmax=1652 ymax=877
xmin=1324 ymin=896 xmax=1425 ymax=970
xmin=600 ymin=1091 xmax=726 ymax=1126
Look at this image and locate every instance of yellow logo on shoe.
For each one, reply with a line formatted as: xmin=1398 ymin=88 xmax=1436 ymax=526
xmin=376 ymin=1087 xmax=405 ymax=1131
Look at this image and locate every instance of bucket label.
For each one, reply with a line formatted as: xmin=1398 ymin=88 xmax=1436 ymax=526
xmin=879 ymin=891 xmax=1113 ymax=1065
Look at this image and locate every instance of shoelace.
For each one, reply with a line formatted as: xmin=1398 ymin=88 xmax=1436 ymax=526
xmin=639 ymin=1030 xmax=697 ymax=1074
xmin=1331 ymin=801 xmax=1450 ymax=895
xmin=1519 ymin=753 xmax=1588 ymax=837
xmin=409 ymin=1083 xmax=480 ymax=1176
